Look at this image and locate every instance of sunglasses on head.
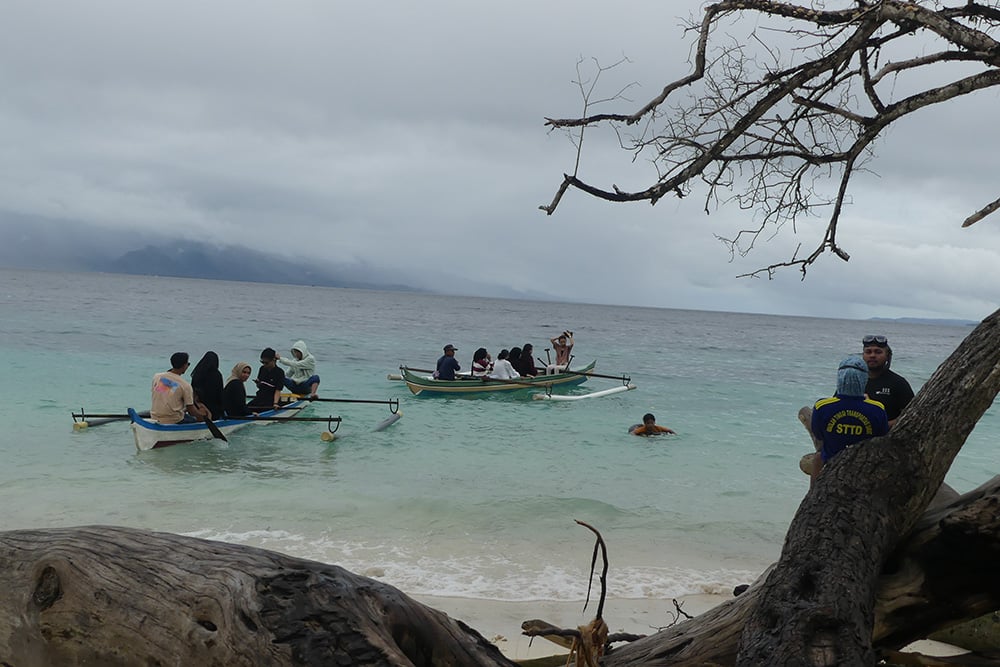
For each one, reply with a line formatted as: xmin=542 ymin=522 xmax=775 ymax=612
xmin=863 ymin=335 xmax=888 ymax=346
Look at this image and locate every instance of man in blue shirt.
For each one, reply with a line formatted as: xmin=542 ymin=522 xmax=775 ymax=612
xmin=810 ymin=355 xmax=889 ymax=486
xmin=435 ymin=344 xmax=461 ymax=381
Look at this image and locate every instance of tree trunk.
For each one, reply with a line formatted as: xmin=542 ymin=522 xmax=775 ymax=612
xmin=0 ymin=525 xmax=516 ymax=667
xmin=735 ymin=310 xmax=1000 ymax=665
xmin=4 ymin=481 xmax=1000 ymax=667
xmin=601 ymin=476 xmax=1000 ymax=666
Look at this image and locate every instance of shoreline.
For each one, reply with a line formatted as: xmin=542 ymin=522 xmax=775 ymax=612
xmin=414 ymin=593 xmax=970 ymax=661
xmin=414 ymin=593 xmax=729 ymax=661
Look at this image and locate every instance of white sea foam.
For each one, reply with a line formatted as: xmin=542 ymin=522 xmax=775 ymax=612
xmin=3 ymin=269 xmax=995 ymax=610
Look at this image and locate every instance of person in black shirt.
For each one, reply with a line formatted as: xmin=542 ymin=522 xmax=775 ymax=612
xmin=862 ymin=335 xmax=915 ymax=427
xmin=223 ymin=362 xmax=254 ymax=417
xmin=190 ymin=351 xmax=224 ymax=420
xmin=250 ymin=347 xmax=285 ymax=411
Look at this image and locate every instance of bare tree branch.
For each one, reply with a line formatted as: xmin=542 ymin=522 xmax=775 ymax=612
xmin=542 ymin=0 xmax=1000 ymax=273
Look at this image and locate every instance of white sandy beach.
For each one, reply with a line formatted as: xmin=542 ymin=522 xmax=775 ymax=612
xmin=415 ymin=593 xmax=968 ymax=662
xmin=415 ymin=593 xmax=729 ymax=661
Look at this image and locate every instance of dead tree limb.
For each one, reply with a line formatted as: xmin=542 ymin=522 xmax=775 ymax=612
xmin=542 ymin=1 xmax=1000 ymax=276
xmin=0 ymin=525 xmax=516 ymax=667
xmin=599 ymin=473 xmax=1000 ymax=666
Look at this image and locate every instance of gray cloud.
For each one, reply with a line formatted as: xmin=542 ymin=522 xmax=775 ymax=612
xmin=1 ymin=0 xmax=995 ymax=320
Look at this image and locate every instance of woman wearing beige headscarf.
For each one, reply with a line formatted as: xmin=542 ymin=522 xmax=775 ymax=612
xmin=222 ymin=362 xmax=253 ymax=417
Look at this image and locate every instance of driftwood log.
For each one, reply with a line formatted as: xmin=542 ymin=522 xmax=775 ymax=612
xmin=0 ymin=525 xmax=516 ymax=667
xmin=597 ymin=476 xmax=1000 ymax=666
xmin=2 ymin=478 xmax=999 ymax=667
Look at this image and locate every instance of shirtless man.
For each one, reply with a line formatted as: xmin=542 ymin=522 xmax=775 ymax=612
xmin=629 ymin=413 xmax=676 ymax=436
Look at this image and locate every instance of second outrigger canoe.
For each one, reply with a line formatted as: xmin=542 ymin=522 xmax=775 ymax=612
xmin=399 ymin=361 xmax=597 ymax=396
xmin=127 ymin=400 xmax=309 ymax=451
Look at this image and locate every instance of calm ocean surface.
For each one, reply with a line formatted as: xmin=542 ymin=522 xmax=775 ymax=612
xmin=2 ymin=268 xmax=997 ymax=602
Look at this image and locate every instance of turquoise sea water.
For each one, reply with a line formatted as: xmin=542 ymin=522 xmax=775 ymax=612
xmin=1 ymin=267 xmax=997 ymax=603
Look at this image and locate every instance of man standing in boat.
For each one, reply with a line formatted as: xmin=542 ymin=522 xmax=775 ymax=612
xmin=546 ymin=330 xmax=574 ymax=374
xmin=150 ymin=352 xmax=210 ymax=424
xmin=435 ymin=344 xmax=461 ymax=380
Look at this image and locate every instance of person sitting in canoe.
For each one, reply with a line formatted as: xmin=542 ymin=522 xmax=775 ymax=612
xmin=223 ymin=362 xmax=254 ymax=417
xmin=249 ymin=347 xmax=285 ymax=411
xmin=507 ymin=347 xmax=523 ymax=372
xmin=514 ymin=343 xmax=538 ymax=377
xmin=471 ymin=348 xmax=493 ymax=376
xmin=150 ymin=352 xmax=210 ymax=424
xmin=435 ymin=344 xmax=461 ymax=380
xmin=277 ymin=340 xmax=321 ymax=399
xmin=489 ymin=349 xmax=520 ymax=380
xmin=191 ymin=351 xmax=224 ymax=420
xmin=546 ymin=330 xmax=574 ymax=374
xmin=629 ymin=413 xmax=676 ymax=436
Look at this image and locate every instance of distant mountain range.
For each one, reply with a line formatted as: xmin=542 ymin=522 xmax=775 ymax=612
xmin=107 ymin=241 xmax=422 ymax=292
xmin=868 ymin=316 xmax=978 ymax=327
xmin=0 ymin=211 xmax=555 ymax=300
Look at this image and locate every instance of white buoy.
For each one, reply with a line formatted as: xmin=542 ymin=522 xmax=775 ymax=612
xmin=532 ymin=383 xmax=637 ymax=401
xmin=386 ymin=373 xmax=404 ymax=381
xmin=321 ymin=431 xmax=338 ymax=442
xmin=73 ymin=422 xmax=89 ymax=431
xmin=373 ymin=411 xmax=403 ymax=431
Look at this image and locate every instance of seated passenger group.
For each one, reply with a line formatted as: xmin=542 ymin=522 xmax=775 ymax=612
xmin=433 ymin=331 xmax=575 ymax=381
xmin=150 ymin=341 xmax=321 ymax=424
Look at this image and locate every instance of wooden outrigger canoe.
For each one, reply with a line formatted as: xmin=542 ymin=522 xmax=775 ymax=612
xmin=127 ymin=400 xmax=309 ymax=451
xmin=398 ymin=361 xmax=597 ymax=396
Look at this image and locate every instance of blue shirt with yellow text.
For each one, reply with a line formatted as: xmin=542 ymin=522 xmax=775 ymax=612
xmin=811 ymin=394 xmax=889 ymax=463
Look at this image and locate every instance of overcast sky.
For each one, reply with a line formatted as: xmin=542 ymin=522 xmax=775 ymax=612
xmin=2 ymin=1 xmax=997 ymax=321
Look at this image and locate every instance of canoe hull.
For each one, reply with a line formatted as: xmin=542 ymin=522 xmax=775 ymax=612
xmin=399 ymin=361 xmax=596 ymax=396
xmin=128 ymin=401 xmax=307 ymax=451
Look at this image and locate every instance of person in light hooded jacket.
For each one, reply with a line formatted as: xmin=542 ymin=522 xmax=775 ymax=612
xmin=277 ymin=340 xmax=321 ymax=398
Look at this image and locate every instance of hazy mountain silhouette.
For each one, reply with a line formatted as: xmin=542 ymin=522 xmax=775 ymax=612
xmin=0 ymin=211 xmax=556 ymax=300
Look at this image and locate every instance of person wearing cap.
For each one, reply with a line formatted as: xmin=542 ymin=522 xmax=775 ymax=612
xmin=435 ymin=344 xmax=461 ymax=381
xmin=809 ymin=355 xmax=889 ymax=485
xmin=249 ymin=347 xmax=286 ymax=410
xmin=862 ymin=335 xmax=915 ymax=427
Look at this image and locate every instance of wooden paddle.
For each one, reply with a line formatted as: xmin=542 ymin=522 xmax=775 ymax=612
xmin=202 ymin=415 xmax=228 ymax=441
xmin=478 ymin=375 xmax=556 ymax=390
xmin=399 ymin=366 xmax=480 ymax=380
xmin=227 ymin=415 xmax=342 ymax=423
xmin=304 ymin=397 xmax=400 ymax=412
xmin=559 ymin=369 xmax=632 ymax=382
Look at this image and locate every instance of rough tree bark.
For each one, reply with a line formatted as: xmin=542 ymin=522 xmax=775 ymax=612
xmin=538 ymin=2 xmax=1000 ymax=661
xmin=4 ymin=314 xmax=1000 ymax=667
xmin=597 ymin=474 xmax=1000 ymax=666
xmin=3 ymin=478 xmax=999 ymax=666
xmin=0 ymin=525 xmax=516 ymax=667
xmin=734 ymin=310 xmax=1000 ymax=664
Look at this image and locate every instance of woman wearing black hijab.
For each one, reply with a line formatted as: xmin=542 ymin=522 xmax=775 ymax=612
xmin=190 ymin=351 xmax=224 ymax=420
